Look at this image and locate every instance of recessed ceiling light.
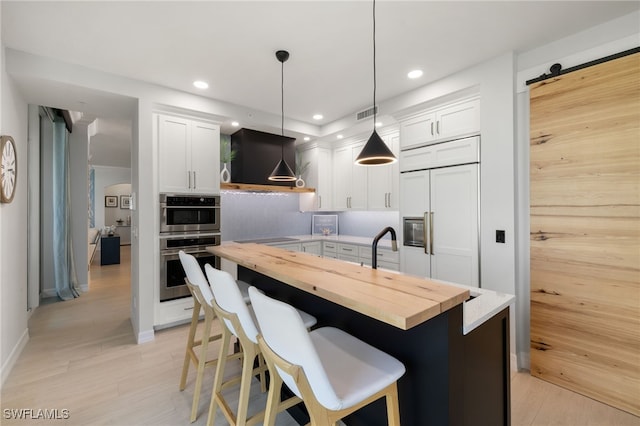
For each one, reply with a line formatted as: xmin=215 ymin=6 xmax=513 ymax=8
xmin=303 ymin=136 xmax=310 ymax=141
xmin=407 ymin=69 xmax=423 ymax=79
xmin=313 ymin=114 xmax=324 ymax=120
xmin=337 ymin=134 xmax=343 ymax=140
xmin=231 ymin=121 xmax=239 ymax=127
xmin=193 ymin=80 xmax=209 ymax=89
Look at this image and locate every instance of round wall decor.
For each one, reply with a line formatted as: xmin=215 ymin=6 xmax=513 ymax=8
xmin=1 ymin=135 xmax=17 ymax=203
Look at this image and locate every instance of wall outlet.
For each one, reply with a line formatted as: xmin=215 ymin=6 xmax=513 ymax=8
xmin=496 ymin=230 xmax=506 ymax=244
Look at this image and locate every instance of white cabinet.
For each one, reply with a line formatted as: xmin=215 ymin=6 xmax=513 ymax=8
xmin=367 ymin=134 xmax=400 ymax=210
xmin=400 ymin=136 xmax=479 ymax=173
xmin=358 ymin=246 xmax=400 ymax=271
xmin=336 ymin=243 xmax=360 ymax=263
xmin=301 ymin=241 xmax=322 ymax=256
xmin=399 ymin=98 xmax=480 ymax=150
xmin=400 ymin=163 xmax=479 ymax=286
xmin=333 ymin=143 xmax=367 ymax=210
xmin=158 ymin=114 xmax=220 ymax=194
xmin=155 ymin=296 xmax=196 ymax=328
xmin=322 ymin=241 xmax=337 ymax=258
xmin=299 ymin=146 xmax=333 ymax=211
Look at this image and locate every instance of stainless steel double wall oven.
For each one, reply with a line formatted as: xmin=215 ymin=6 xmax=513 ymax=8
xmin=159 ymin=193 xmax=221 ymax=302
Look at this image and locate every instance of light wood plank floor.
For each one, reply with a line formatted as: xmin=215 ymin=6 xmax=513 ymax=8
xmin=1 ymin=246 xmax=638 ymax=425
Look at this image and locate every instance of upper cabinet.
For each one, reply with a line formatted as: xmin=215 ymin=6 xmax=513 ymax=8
xmin=158 ymin=114 xmax=220 ymax=194
xmin=299 ymin=145 xmax=333 ymax=211
xmin=399 ymin=98 xmax=480 ymax=150
xmin=333 ymin=142 xmax=367 ymax=210
xmin=367 ymin=134 xmax=399 ymax=210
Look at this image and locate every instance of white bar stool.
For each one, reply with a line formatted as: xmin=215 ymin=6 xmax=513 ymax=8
xmin=204 ymin=264 xmax=317 ymax=426
xmin=249 ymin=286 xmax=406 ymax=426
xmin=178 ymin=251 xmax=250 ymax=422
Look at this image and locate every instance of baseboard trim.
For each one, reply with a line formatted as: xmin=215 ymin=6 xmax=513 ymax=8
xmin=41 ymin=288 xmax=57 ymax=298
xmin=511 ymin=352 xmax=518 ymax=372
xmin=1 ymin=328 xmax=29 ymax=387
xmin=136 ymin=329 xmax=155 ymax=344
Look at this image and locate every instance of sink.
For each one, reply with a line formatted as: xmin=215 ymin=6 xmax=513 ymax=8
xmin=234 ymin=237 xmax=299 ymax=244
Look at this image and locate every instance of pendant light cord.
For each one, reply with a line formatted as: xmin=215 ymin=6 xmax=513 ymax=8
xmin=281 ymin=56 xmax=285 ymax=157
xmin=372 ymin=0 xmax=377 ymax=127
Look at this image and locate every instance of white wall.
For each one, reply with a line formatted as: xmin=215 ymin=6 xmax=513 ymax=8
xmin=0 ymin=44 xmax=30 ymax=386
xmin=104 ymin=183 xmax=131 ymax=227
xmin=92 ymin=166 xmax=131 ymax=230
xmin=69 ymin=123 xmax=89 ymax=289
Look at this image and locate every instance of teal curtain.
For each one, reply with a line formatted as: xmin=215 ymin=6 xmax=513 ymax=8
xmin=52 ymin=119 xmax=79 ymax=300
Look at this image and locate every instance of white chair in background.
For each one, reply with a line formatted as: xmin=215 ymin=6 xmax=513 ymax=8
xmin=249 ymin=286 xmax=406 ymax=426
xmin=178 ymin=250 xmax=250 ymax=423
xmin=204 ymin=264 xmax=317 ymax=426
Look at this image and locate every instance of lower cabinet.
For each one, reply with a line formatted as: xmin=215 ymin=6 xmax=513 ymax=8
xmin=301 ymin=241 xmax=322 ymax=255
xmin=155 ymin=297 xmax=196 ymax=329
xmin=359 ymin=246 xmax=400 ymax=271
xmin=322 ymin=241 xmax=337 ymax=258
xmin=270 ymin=239 xmax=399 ymax=270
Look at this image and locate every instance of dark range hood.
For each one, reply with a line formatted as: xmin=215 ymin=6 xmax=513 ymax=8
xmin=231 ymin=128 xmax=296 ymax=186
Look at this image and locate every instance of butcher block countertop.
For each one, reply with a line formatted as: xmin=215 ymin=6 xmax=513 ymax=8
xmin=208 ymin=242 xmax=469 ymax=330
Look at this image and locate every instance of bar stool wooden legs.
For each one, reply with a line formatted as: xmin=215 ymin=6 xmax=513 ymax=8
xmin=204 ymin=264 xmax=317 ymax=426
xmin=179 ymin=251 xmax=248 ymax=423
xmin=249 ymin=286 xmax=406 ymax=426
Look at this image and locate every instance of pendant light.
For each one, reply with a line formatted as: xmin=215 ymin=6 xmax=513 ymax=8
xmin=355 ymin=0 xmax=397 ymax=166
xmin=268 ymin=50 xmax=297 ymax=182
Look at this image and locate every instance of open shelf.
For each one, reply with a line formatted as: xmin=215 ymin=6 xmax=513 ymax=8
xmin=220 ymin=183 xmax=315 ymax=193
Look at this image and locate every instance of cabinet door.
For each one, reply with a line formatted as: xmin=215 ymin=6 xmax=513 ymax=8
xmin=301 ymin=241 xmax=322 ymax=255
xmin=435 ymin=98 xmax=480 ymax=141
xmin=349 ymin=143 xmax=367 ymax=209
xmin=299 ymin=147 xmax=333 ymax=211
xmin=401 ymin=245 xmax=430 ymax=278
xmin=367 ymin=135 xmax=399 ymax=210
xmin=316 ymin=148 xmax=333 ymax=210
xmin=400 ymin=169 xmax=429 ymax=217
xmin=333 ymin=146 xmax=352 ymax=209
xmin=400 ymin=112 xmax=436 ymax=149
xmin=159 ymin=115 xmax=190 ymax=193
xmin=190 ymin=121 xmax=220 ymax=194
xmin=429 ymin=164 xmax=479 ymax=287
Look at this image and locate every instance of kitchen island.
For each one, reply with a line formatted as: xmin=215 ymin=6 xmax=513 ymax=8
xmin=208 ymin=243 xmax=512 ymax=426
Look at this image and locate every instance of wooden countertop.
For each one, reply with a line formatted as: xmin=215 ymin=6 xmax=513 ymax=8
xmin=208 ymin=243 xmax=469 ymax=330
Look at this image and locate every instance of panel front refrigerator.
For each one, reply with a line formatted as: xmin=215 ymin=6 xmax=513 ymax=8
xmin=400 ymin=164 xmax=479 ymax=287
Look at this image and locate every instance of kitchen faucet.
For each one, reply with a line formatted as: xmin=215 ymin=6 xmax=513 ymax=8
xmin=372 ymin=227 xmax=398 ymax=269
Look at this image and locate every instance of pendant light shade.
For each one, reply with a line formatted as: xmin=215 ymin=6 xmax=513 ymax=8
xmin=354 ymin=0 xmax=397 ymax=166
xmin=355 ymin=129 xmax=396 ymax=165
xmin=269 ymin=158 xmax=296 ymax=181
xmin=269 ymin=49 xmax=297 ymax=182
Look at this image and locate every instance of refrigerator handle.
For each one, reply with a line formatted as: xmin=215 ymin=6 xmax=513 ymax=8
xmin=429 ymin=212 xmax=434 ymax=255
xmin=423 ymin=212 xmax=429 ymax=254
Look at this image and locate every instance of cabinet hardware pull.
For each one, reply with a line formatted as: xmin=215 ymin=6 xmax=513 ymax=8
xmin=193 ymin=171 xmax=196 ymax=189
xmin=188 ymin=171 xmax=192 ymax=189
xmin=436 ymin=121 xmax=440 ymax=135
xmin=318 ymin=195 xmax=322 ymax=209
xmin=429 ymin=211 xmax=434 ymax=255
xmin=430 ymin=122 xmax=434 ymax=136
xmin=423 ymin=212 xmax=429 ymax=254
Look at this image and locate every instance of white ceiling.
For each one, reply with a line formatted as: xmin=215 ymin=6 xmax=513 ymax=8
xmin=2 ymin=1 xmax=639 ymax=166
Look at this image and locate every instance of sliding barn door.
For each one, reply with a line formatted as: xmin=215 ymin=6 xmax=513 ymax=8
xmin=530 ymin=52 xmax=640 ymax=416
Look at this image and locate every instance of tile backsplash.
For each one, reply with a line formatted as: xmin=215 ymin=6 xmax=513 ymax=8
xmin=221 ymin=191 xmax=399 ymax=242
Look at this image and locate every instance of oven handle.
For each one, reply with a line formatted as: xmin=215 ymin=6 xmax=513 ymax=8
xmin=161 ymin=247 xmax=215 ymax=257
xmin=161 ymin=205 xmax=220 ymax=210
